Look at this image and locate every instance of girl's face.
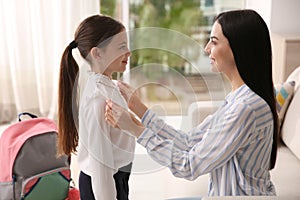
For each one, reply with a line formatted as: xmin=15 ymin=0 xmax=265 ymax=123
xmin=204 ymin=21 xmax=236 ymax=75
xmin=101 ymin=30 xmax=131 ymax=77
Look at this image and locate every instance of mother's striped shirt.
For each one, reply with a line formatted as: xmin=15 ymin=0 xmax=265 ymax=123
xmin=137 ymin=84 xmax=276 ymax=196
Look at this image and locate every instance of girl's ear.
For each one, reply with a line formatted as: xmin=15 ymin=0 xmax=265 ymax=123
xmin=90 ymin=47 xmax=102 ymax=60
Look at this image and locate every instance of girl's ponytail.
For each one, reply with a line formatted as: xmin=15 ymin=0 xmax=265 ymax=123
xmin=57 ymin=42 xmax=79 ymax=156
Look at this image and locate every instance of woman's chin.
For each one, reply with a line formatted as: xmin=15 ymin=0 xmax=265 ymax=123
xmin=210 ymin=65 xmax=220 ymax=73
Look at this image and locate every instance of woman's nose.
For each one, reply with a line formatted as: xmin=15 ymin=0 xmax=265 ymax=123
xmin=204 ymin=43 xmax=210 ymax=55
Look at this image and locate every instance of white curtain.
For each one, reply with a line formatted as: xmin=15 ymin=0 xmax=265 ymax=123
xmin=0 ymin=0 xmax=100 ymax=123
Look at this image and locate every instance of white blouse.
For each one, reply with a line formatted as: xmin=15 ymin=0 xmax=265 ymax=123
xmin=77 ymin=72 xmax=135 ymax=200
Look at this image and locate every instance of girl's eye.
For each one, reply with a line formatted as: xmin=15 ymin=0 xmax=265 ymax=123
xmin=120 ymin=45 xmax=127 ymax=50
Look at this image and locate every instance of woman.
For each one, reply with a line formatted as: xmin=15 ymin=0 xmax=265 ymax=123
xmin=105 ymin=9 xmax=278 ymax=196
xmin=57 ymin=15 xmax=135 ymax=200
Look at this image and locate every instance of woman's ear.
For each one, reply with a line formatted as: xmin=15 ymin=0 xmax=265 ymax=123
xmin=90 ymin=47 xmax=102 ymax=61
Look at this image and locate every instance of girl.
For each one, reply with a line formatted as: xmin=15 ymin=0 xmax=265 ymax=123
xmin=57 ymin=15 xmax=135 ymax=200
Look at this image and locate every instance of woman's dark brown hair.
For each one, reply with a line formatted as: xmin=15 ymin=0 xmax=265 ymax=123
xmin=215 ymin=10 xmax=278 ymax=169
xmin=57 ymin=15 xmax=124 ymax=156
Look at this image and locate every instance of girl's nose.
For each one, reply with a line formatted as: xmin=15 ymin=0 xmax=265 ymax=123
xmin=126 ymin=49 xmax=132 ymax=57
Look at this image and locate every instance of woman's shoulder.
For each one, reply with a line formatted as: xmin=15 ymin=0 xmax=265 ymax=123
xmin=239 ymin=88 xmax=272 ymax=117
xmin=227 ymin=86 xmax=268 ymax=112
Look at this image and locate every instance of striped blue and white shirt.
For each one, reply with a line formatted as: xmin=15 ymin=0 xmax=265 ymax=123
xmin=137 ymin=84 xmax=276 ymax=196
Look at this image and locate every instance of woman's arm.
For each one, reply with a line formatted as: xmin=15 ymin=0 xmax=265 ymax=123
xmin=105 ymin=99 xmax=210 ymax=150
xmin=106 ymin=101 xmax=256 ymax=180
xmin=140 ymin=104 xmax=256 ymax=179
xmin=141 ymin=109 xmax=211 ymax=150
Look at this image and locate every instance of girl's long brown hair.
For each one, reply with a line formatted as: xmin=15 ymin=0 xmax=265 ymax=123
xmin=57 ymin=15 xmax=124 ymax=156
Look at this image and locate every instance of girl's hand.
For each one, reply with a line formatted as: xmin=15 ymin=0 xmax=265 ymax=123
xmin=105 ymin=99 xmax=144 ymax=137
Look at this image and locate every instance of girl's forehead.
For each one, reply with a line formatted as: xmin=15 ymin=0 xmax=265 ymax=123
xmin=111 ymin=31 xmax=128 ymax=43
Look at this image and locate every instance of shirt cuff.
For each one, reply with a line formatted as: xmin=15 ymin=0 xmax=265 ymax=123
xmin=141 ymin=109 xmax=156 ymax=128
xmin=136 ymin=128 xmax=154 ymax=148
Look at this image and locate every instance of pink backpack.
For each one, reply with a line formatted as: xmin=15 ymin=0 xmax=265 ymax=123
xmin=0 ymin=112 xmax=71 ymax=200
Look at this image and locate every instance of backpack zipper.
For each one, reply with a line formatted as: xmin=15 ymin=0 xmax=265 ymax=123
xmin=12 ymin=174 xmax=16 ymax=200
xmin=20 ymin=167 xmax=70 ymax=198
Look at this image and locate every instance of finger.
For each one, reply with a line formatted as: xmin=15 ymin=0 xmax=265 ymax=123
xmin=117 ymin=81 xmax=132 ymax=93
xmin=106 ymin=99 xmax=113 ymax=108
xmin=105 ymin=105 xmax=117 ymax=120
xmin=105 ymin=103 xmax=110 ymax=113
xmin=106 ymin=103 xmax=119 ymax=121
xmin=105 ymin=103 xmax=116 ymax=117
xmin=105 ymin=113 xmax=113 ymax=125
xmin=105 ymin=114 xmax=115 ymax=124
xmin=117 ymin=81 xmax=128 ymax=88
xmin=104 ymin=107 xmax=112 ymax=118
xmin=117 ymin=83 xmax=129 ymax=98
xmin=106 ymin=99 xmax=122 ymax=110
xmin=105 ymin=101 xmax=122 ymax=129
xmin=105 ymin=112 xmax=119 ymax=128
xmin=105 ymin=102 xmax=118 ymax=119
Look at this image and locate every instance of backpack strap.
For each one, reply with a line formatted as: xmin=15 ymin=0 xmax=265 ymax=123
xmin=18 ymin=112 xmax=38 ymax=122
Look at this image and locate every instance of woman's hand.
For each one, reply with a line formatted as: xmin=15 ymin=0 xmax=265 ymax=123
xmin=105 ymin=99 xmax=144 ymax=138
xmin=117 ymin=81 xmax=139 ymax=108
xmin=117 ymin=81 xmax=148 ymax=119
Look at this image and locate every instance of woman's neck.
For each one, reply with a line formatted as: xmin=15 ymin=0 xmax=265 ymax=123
xmin=231 ymin=78 xmax=245 ymax=92
xmin=225 ymin=69 xmax=245 ymax=92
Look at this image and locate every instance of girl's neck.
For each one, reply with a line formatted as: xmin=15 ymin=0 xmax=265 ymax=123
xmin=102 ymin=72 xmax=112 ymax=80
xmin=91 ymin=65 xmax=112 ymax=79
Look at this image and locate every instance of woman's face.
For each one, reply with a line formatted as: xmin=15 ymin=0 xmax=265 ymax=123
xmin=204 ymin=21 xmax=236 ymax=74
xmin=101 ymin=30 xmax=131 ymax=76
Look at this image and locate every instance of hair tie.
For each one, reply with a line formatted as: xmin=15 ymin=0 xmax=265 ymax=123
xmin=69 ymin=40 xmax=78 ymax=49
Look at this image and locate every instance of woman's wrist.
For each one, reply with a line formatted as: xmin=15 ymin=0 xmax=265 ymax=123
xmin=132 ymin=125 xmax=145 ymax=138
xmin=128 ymin=111 xmax=145 ymax=138
xmin=129 ymin=98 xmax=148 ymax=119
